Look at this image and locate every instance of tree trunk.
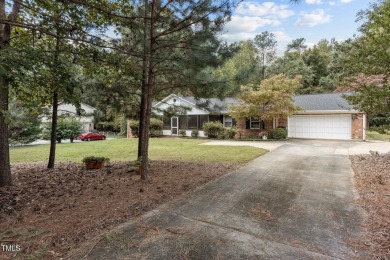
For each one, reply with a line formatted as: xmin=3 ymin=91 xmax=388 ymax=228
xmin=140 ymin=0 xmax=156 ymax=180
xmin=0 ymin=76 xmax=11 ymax=187
xmin=47 ymin=91 xmax=58 ymax=168
xmin=48 ymin=21 xmax=61 ymax=169
xmin=0 ymin=1 xmax=20 ymax=187
xmin=138 ymin=0 xmax=149 ymax=159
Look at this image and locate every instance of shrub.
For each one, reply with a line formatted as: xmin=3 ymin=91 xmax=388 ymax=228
xmin=270 ymin=127 xmax=287 ymax=139
xmin=129 ymin=120 xmax=139 ymax=137
xmin=179 ymin=129 xmax=187 ymax=137
xmin=133 ymin=156 xmax=152 ymax=169
xmin=42 ymin=117 xmax=83 ymax=143
xmin=203 ymin=121 xmax=224 ymax=139
xmin=368 ymin=126 xmax=389 ymax=135
xmin=191 ymin=130 xmax=199 ymax=138
xmin=82 ymin=156 xmax=110 ymax=164
xmin=129 ymin=118 xmax=164 ymax=138
xmin=225 ymin=127 xmax=238 ymax=139
xmin=150 ymin=118 xmax=164 ymax=137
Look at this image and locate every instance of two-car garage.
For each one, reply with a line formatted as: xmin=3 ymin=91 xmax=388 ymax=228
xmin=288 ymin=114 xmax=352 ymax=140
xmin=288 ymin=93 xmax=366 ymax=141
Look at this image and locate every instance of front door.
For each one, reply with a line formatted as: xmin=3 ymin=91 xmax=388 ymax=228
xmin=171 ymin=117 xmax=178 ymax=135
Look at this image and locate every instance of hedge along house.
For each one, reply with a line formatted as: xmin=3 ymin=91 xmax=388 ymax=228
xmin=147 ymin=93 xmax=366 ymax=140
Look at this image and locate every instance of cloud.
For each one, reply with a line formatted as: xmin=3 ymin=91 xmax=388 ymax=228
xmin=340 ymin=0 xmax=353 ymax=3
xmin=220 ymin=32 xmax=258 ymax=42
xmin=235 ymin=2 xmax=294 ymax=19
xmin=221 ymin=2 xmax=295 ymax=42
xmin=305 ymin=0 xmax=323 ymax=4
xmin=272 ymin=31 xmax=292 ymax=42
xmin=329 ymin=1 xmax=336 ymax=6
xmin=295 ymin=9 xmax=331 ymax=27
xmin=223 ymin=15 xmax=281 ymax=34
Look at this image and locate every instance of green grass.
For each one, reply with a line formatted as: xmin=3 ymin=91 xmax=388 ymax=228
xmin=366 ymin=130 xmax=390 ymax=141
xmin=10 ymin=138 xmax=267 ymax=164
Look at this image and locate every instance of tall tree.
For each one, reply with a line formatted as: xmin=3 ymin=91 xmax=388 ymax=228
xmin=230 ymin=74 xmax=301 ymax=121
xmin=253 ymin=31 xmax=277 ymax=80
xmin=132 ymin=0 xmax=237 ymax=179
xmin=286 ymin=38 xmax=307 ymax=53
xmin=342 ymin=0 xmax=390 ymax=77
xmin=339 ymin=0 xmax=390 ymax=117
xmin=0 ymin=0 xmax=21 ymax=186
xmin=214 ymin=41 xmax=261 ymax=95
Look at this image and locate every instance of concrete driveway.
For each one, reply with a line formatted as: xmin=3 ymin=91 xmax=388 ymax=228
xmin=201 ymin=139 xmax=390 ymax=155
xmin=84 ymin=141 xmax=368 ymax=259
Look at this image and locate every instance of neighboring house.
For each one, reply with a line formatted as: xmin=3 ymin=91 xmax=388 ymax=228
xmin=134 ymin=93 xmax=366 ymax=140
xmin=43 ymin=102 xmax=96 ymax=133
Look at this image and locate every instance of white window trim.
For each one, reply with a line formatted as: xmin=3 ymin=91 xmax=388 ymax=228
xmin=223 ymin=115 xmax=233 ymax=128
xmin=250 ymin=117 xmax=260 ymax=129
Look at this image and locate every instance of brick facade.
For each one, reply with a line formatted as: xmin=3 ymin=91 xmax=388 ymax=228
xmin=351 ymin=113 xmax=365 ymax=140
xmin=235 ymin=118 xmax=273 ymax=139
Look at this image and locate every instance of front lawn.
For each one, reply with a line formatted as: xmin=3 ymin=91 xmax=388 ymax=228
xmin=366 ymin=130 xmax=390 ymax=141
xmin=10 ymin=138 xmax=267 ymax=164
xmin=3 ymin=139 xmax=267 ymax=259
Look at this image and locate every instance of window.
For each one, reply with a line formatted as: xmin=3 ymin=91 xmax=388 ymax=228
xmin=250 ymin=117 xmax=260 ymax=129
xmin=179 ymin=115 xmax=188 ymax=130
xmin=188 ymin=115 xmax=198 ymax=129
xmin=199 ymin=115 xmax=209 ymax=129
xmin=224 ymin=115 xmax=233 ymax=128
xmin=163 ymin=116 xmax=171 ymax=130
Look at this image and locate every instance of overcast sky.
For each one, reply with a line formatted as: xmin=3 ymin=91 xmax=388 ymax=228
xmin=220 ymin=0 xmax=369 ymax=52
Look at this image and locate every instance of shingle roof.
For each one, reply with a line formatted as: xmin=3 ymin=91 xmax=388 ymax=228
xmin=180 ymin=96 xmax=238 ymax=113
xmin=293 ymin=93 xmax=354 ymax=111
xmin=167 ymin=93 xmax=355 ymax=113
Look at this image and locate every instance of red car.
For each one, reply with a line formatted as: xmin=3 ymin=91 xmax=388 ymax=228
xmin=78 ymin=132 xmax=106 ymax=141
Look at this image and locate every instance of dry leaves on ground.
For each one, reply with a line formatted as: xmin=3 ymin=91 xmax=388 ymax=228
xmin=0 ymin=161 xmax=236 ymax=259
xmin=350 ymin=153 xmax=390 ymax=259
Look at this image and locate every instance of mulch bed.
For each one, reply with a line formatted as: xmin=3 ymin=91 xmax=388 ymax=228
xmin=350 ymin=153 xmax=390 ymax=259
xmin=0 ymin=161 xmax=236 ymax=259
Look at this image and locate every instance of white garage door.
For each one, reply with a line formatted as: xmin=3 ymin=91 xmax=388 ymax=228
xmin=288 ymin=115 xmax=352 ymax=140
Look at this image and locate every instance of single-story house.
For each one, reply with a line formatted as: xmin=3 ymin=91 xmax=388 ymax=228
xmin=136 ymin=93 xmax=366 ymax=140
xmin=43 ymin=102 xmax=96 ymax=133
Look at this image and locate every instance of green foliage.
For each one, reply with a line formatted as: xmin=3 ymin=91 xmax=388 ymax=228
xmin=129 ymin=120 xmax=139 ymax=138
xmin=150 ymin=118 xmax=164 ymax=137
xmin=224 ymin=127 xmax=238 ymax=139
xmin=269 ymin=128 xmax=287 ymax=140
xmin=267 ymin=38 xmax=342 ymax=94
xmin=191 ymin=130 xmax=199 ymax=138
xmin=342 ymin=0 xmax=390 ymax=77
xmin=42 ymin=117 xmax=83 ymax=143
xmin=370 ymin=114 xmax=390 ymax=126
xmin=129 ymin=118 xmax=163 ymax=138
xmin=338 ymin=1 xmax=390 ymax=116
xmin=133 ymin=156 xmax=152 ymax=169
xmin=8 ymin=100 xmax=42 ymax=145
xmin=254 ymin=31 xmax=277 ymax=80
xmin=230 ymin=74 xmax=301 ymax=121
xmin=214 ymin=41 xmax=261 ymax=95
xmin=368 ymin=126 xmax=390 ymax=135
xmin=82 ymin=156 xmax=110 ymax=164
xmin=203 ymin=121 xmax=225 ymax=139
xmin=179 ymin=130 xmax=187 ymax=137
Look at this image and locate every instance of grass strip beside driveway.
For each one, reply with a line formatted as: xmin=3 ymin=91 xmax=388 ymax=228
xmin=10 ymin=138 xmax=267 ymax=164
